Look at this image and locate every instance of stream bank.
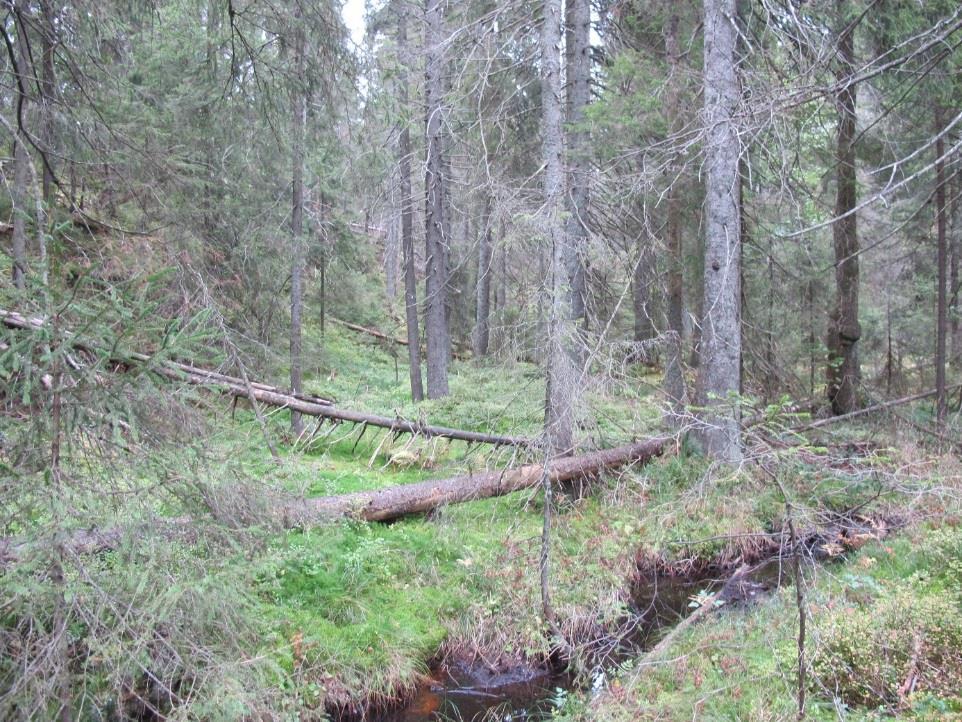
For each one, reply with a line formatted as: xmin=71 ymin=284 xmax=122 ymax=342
xmin=336 ymin=513 xmax=896 ymax=722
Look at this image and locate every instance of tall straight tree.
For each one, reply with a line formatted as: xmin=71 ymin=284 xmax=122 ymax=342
xmin=695 ymin=0 xmax=742 ymax=461
xmin=424 ymin=0 xmax=450 ymax=398
xmin=39 ymin=0 xmax=56 ymax=207
xmin=289 ymin=16 xmax=307 ymax=435
xmin=10 ymin=13 xmax=31 ymax=290
xmin=664 ymin=7 xmax=685 ymax=347
xmin=935 ymin=104 xmax=948 ymax=427
xmin=474 ymin=198 xmax=492 ymax=356
xmin=543 ymin=0 xmax=577 ymax=455
xmin=398 ymin=1 xmax=424 ymax=401
xmin=564 ymin=0 xmax=590 ymax=342
xmin=826 ymin=0 xmax=860 ymax=415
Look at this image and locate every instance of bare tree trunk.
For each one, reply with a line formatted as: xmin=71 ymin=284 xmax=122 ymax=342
xmin=494 ymin=223 xmax=508 ymax=352
xmin=632 ymin=236 xmax=657 ymax=363
xmin=10 ymin=16 xmax=31 ymax=291
xmin=665 ymin=9 xmax=685 ymax=348
xmin=474 ymin=198 xmax=492 ymax=357
xmin=11 ymin=132 xmax=29 ymax=291
xmin=289 ymin=21 xmax=307 ymax=435
xmin=826 ymin=1 xmax=861 ymax=416
xmin=564 ymin=0 xmax=590 ymax=341
xmin=935 ymin=104 xmax=948 ymax=428
xmin=385 ymin=182 xmax=399 ymax=299
xmin=951 ymin=165 xmax=961 ymax=366
xmin=424 ymin=0 xmax=450 ymax=398
xmin=695 ymin=0 xmax=742 ymax=462
xmin=39 ymin=0 xmax=56 ymax=208
xmin=398 ymin=5 xmax=424 ymax=402
xmin=543 ymin=0 xmax=577 ymax=455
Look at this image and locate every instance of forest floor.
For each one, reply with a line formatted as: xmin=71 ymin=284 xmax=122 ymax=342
xmin=191 ymin=323 xmax=962 ymax=720
xmin=4 ymin=309 xmax=962 ymax=720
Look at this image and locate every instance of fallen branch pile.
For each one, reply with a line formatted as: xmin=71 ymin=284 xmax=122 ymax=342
xmin=1 ymin=309 xmax=528 ymax=447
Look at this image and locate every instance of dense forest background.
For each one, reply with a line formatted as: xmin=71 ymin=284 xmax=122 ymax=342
xmin=2 ymin=0 xmax=962 ymax=720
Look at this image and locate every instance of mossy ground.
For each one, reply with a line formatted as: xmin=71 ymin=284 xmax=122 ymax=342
xmin=6 ymin=313 xmax=960 ymax=720
xmin=556 ymin=520 xmax=962 ymax=721
xmin=188 ymin=326 xmax=959 ymax=718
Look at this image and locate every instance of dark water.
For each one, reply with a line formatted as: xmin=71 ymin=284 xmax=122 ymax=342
xmin=371 ymin=559 xmax=790 ymax=722
xmin=377 ymin=663 xmax=572 ymax=722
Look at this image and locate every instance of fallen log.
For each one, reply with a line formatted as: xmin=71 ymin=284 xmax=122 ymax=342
xmin=330 ymin=316 xmax=408 ymax=345
xmin=0 ymin=309 xmax=335 ymax=407
xmin=0 ymin=438 xmax=668 ymax=566
xmin=1 ymin=308 xmax=526 ymax=446
xmin=329 ymin=316 xmax=471 ymax=361
xmin=791 ymin=384 xmax=962 ymax=432
xmin=284 ymin=437 xmax=668 ymax=524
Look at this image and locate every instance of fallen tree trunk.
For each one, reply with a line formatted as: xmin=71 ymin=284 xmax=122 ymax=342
xmin=1 ymin=437 xmax=669 ymax=566
xmin=284 ymin=437 xmax=668 ymax=524
xmin=791 ymin=384 xmax=962 ymax=432
xmin=2 ymin=308 xmax=526 ymax=446
xmin=330 ymin=316 xmax=408 ymax=345
xmin=0 ymin=309 xmax=335 ymax=406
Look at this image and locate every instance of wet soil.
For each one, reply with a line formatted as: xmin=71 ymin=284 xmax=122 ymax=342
xmin=357 ymin=514 xmax=897 ymax=722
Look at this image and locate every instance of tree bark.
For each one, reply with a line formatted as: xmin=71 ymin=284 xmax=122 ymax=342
xmin=474 ymin=198 xmax=493 ymax=357
xmin=39 ymin=0 xmax=56 ymax=208
xmin=397 ymin=4 xmax=424 ymax=402
xmin=632 ymin=234 xmax=657 ymax=362
xmin=290 ymin=20 xmax=307 ymax=436
xmin=695 ymin=0 xmax=742 ymax=462
xmin=665 ymin=9 xmax=685 ymax=349
xmin=284 ymin=437 xmax=667 ymax=524
xmin=826 ymin=0 xmax=861 ymax=416
xmin=564 ymin=0 xmax=590 ymax=339
xmin=1 ymin=439 xmax=667 ymax=566
xmin=935 ymin=105 xmax=948 ymax=428
xmin=10 ymin=16 xmax=31 ymax=291
xmin=0 ymin=308 xmax=534 ymax=448
xmin=542 ymin=0 xmax=577 ymax=455
xmin=951 ymin=164 xmax=961 ymax=366
xmin=424 ymin=0 xmax=450 ymax=398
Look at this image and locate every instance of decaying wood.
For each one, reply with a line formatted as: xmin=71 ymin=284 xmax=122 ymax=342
xmin=1 ymin=309 xmax=526 ymax=447
xmin=791 ymin=384 xmax=962 ymax=432
xmin=638 ymin=562 xmax=750 ymax=666
xmin=283 ymin=437 xmax=667 ymax=524
xmin=330 ymin=316 xmax=408 ymax=345
xmin=1 ymin=438 xmax=668 ymax=565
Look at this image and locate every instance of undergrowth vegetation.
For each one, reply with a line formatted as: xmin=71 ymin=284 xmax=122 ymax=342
xmin=4 ymin=304 xmax=962 ymax=720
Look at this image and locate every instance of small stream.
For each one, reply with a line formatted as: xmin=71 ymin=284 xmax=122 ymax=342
xmin=371 ymin=559 xmax=790 ymax=722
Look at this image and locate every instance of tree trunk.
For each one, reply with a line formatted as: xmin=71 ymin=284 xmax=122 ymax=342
xmin=474 ymin=198 xmax=492 ymax=357
xmin=2 ymin=307 xmax=535 ymax=448
xmin=11 ymin=131 xmax=29 ymax=291
xmin=424 ymin=0 xmax=450 ymax=398
xmin=398 ymin=3 xmax=424 ymax=401
xmin=1 ymin=439 xmax=668 ymax=565
xmin=39 ymin=0 xmax=56 ymax=208
xmin=289 ymin=22 xmax=307 ymax=435
xmin=951 ymin=164 xmax=961 ymax=366
xmin=542 ymin=0 xmax=577 ymax=455
xmin=564 ymin=0 xmax=590 ymax=341
xmin=285 ymin=438 xmax=667 ymax=524
xmin=826 ymin=1 xmax=861 ymax=416
xmin=10 ymin=17 xmax=31 ymax=291
xmin=695 ymin=0 xmax=742 ymax=462
xmin=935 ymin=105 xmax=948 ymax=428
xmin=665 ymin=9 xmax=685 ymax=349
xmin=632 ymin=236 xmax=657 ymax=362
